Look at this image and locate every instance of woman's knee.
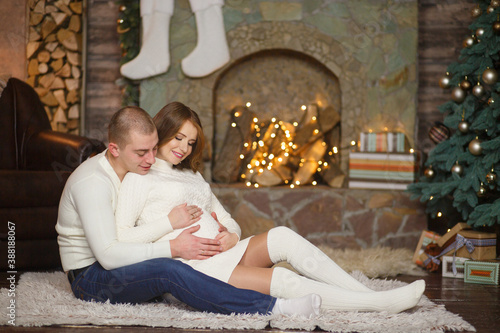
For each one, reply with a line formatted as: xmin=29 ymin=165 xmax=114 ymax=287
xmin=269 ymin=226 xmax=299 ymax=240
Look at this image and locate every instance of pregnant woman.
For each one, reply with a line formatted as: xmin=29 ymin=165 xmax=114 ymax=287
xmin=115 ymin=102 xmax=425 ymax=314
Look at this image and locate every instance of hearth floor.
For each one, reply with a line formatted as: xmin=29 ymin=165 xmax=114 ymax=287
xmin=0 ymin=272 xmax=497 ymax=333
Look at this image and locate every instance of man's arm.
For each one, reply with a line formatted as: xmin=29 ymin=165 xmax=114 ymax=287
xmin=72 ymin=177 xmax=172 ymax=270
xmin=115 ymin=173 xmax=175 ymax=243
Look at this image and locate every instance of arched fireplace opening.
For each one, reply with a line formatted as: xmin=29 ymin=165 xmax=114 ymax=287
xmin=212 ymin=49 xmax=344 ymax=188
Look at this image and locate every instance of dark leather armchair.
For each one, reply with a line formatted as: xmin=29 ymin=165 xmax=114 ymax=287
xmin=0 ymin=78 xmax=105 ymax=269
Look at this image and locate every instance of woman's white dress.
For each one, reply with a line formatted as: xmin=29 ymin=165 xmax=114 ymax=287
xmin=115 ymin=158 xmax=251 ymax=282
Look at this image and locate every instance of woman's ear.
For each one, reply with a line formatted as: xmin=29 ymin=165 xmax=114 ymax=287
xmin=108 ymin=142 xmax=120 ymax=157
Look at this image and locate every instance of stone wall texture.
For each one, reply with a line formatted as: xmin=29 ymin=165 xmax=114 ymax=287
xmin=212 ymin=185 xmax=427 ymax=250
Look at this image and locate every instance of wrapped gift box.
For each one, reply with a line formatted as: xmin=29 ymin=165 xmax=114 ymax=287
xmin=348 ymin=152 xmax=418 ymax=190
xmin=359 ymin=132 xmax=409 ymax=153
xmin=454 ymin=230 xmax=497 ymax=260
xmin=437 ymin=222 xmax=471 ymax=247
xmin=464 ymin=260 xmax=500 ymax=285
xmin=413 ymin=230 xmax=440 ymax=266
xmin=419 ymin=223 xmax=472 ymax=270
xmin=442 ymin=256 xmax=470 ymax=278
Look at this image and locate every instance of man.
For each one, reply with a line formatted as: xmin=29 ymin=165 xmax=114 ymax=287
xmin=56 ymin=106 xmax=320 ymax=316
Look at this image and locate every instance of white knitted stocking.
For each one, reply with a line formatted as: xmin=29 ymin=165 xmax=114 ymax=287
xmin=270 ymin=267 xmax=425 ymax=313
xmin=181 ymin=0 xmax=230 ymax=78
xmin=267 ymin=227 xmax=373 ymax=292
xmin=120 ymin=0 xmax=174 ymax=80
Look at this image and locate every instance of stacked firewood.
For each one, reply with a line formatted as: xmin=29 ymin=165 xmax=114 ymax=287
xmin=26 ymin=0 xmax=83 ymax=134
xmin=213 ymin=104 xmax=345 ymax=188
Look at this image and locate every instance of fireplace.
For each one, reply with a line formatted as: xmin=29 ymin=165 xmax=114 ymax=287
xmin=212 ymin=49 xmax=343 ymax=188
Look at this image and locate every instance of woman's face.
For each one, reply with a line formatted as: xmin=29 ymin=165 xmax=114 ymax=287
xmin=157 ymin=120 xmax=198 ymax=165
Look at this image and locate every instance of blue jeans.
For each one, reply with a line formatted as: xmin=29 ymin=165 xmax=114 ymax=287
xmin=70 ymin=258 xmax=276 ymax=315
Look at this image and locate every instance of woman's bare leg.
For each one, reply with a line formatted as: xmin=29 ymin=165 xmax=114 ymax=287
xmin=237 ymin=232 xmax=273 ymax=267
xmin=228 ymin=265 xmax=273 ymax=294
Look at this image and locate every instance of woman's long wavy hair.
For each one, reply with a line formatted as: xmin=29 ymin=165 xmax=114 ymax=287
xmin=153 ymin=102 xmax=205 ymax=172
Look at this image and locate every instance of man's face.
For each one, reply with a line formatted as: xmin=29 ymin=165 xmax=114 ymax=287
xmin=118 ymin=130 xmax=159 ymax=176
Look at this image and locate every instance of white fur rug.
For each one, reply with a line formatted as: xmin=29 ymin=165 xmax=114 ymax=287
xmin=317 ymin=246 xmax=427 ymax=278
xmin=1 ymin=270 xmax=475 ymax=332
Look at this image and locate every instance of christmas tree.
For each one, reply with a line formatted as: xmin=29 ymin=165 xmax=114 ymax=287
xmin=408 ymin=0 xmax=500 ymax=228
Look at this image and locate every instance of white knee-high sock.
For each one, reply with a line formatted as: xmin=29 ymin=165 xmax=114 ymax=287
xmin=272 ymin=294 xmax=322 ymax=318
xmin=120 ymin=0 xmax=174 ymax=80
xmin=267 ymin=227 xmax=373 ymax=292
xmin=270 ymin=267 xmax=425 ymax=313
xmin=181 ymin=0 xmax=230 ymax=77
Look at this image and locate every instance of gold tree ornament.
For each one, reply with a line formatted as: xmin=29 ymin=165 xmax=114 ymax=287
xmin=476 ymin=27 xmax=486 ymax=38
xmin=493 ymin=20 xmax=500 ymax=34
xmin=477 ymin=182 xmax=487 ymax=197
xmin=471 ymin=5 xmax=482 ymax=18
xmin=468 ymin=137 xmax=483 ymax=155
xmin=472 ymin=82 xmax=485 ymax=97
xmin=462 ymin=35 xmax=475 ymax=48
xmin=486 ymin=169 xmax=497 ymax=184
xmin=458 ymin=109 xmax=469 ymax=133
xmin=451 ymin=86 xmax=467 ymax=103
xmin=460 ymin=78 xmax=472 ymax=90
xmin=482 ymin=67 xmax=498 ymax=85
xmin=451 ymin=162 xmax=464 ymax=175
xmin=424 ymin=166 xmax=435 ymax=179
xmin=458 ymin=120 xmax=470 ymax=133
xmin=439 ymin=72 xmax=451 ymax=89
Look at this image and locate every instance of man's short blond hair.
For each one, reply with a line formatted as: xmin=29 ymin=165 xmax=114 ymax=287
xmin=108 ymin=106 xmax=156 ymax=147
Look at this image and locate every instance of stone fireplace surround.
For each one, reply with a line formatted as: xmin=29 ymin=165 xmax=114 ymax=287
xmin=138 ymin=5 xmax=424 ymax=251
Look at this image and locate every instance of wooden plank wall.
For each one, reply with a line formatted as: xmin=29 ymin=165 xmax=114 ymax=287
xmin=84 ymin=0 xmax=476 ymax=154
xmin=84 ymin=0 xmax=122 ymax=142
xmin=417 ymin=0 xmax=474 ymax=154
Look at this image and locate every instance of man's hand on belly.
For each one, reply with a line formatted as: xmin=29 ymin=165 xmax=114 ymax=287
xmin=170 ymin=225 xmax=223 ymax=260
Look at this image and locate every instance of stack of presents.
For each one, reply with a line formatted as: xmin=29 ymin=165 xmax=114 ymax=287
xmin=413 ymin=223 xmax=499 ymax=285
xmin=348 ymin=131 xmax=419 ymax=190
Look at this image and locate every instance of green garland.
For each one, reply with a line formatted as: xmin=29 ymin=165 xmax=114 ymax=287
xmin=116 ymin=0 xmax=140 ymax=106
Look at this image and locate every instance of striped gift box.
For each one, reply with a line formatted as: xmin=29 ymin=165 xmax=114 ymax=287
xmin=359 ymin=132 xmax=409 ymax=153
xmin=348 ymin=152 xmax=418 ymax=190
xmin=464 ymin=260 xmax=500 ymax=285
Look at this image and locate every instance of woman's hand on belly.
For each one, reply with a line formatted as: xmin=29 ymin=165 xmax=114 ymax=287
xmin=215 ymin=231 xmax=239 ymax=252
xmin=168 ymin=203 xmax=203 ymax=229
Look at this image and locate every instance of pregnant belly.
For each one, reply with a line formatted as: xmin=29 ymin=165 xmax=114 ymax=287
xmin=191 ymin=211 xmax=221 ymax=239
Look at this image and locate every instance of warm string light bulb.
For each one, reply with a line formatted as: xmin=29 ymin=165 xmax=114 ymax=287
xmin=228 ymin=104 xmax=341 ymax=187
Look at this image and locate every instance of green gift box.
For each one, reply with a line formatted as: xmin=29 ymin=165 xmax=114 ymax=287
xmin=464 ymin=260 xmax=500 ymax=285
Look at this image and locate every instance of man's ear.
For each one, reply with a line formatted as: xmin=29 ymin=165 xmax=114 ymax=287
xmin=108 ymin=142 xmax=120 ymax=157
